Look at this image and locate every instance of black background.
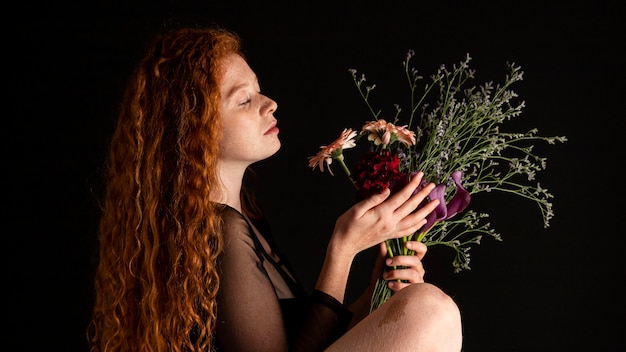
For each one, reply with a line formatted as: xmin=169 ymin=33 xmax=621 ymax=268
xmin=6 ymin=1 xmax=625 ymax=351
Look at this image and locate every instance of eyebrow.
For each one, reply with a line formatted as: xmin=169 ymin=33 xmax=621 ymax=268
xmin=222 ymin=77 xmax=259 ymax=101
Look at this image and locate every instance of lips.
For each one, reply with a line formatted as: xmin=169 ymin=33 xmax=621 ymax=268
xmin=265 ymin=121 xmax=279 ymax=135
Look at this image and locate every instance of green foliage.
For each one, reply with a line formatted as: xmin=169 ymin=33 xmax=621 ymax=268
xmin=350 ymin=52 xmax=567 ymax=274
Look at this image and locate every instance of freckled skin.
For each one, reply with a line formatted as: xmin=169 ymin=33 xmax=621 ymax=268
xmin=377 ymin=295 xmax=407 ymax=328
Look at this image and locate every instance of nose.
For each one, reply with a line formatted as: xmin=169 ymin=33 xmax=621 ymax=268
xmin=262 ymin=95 xmax=278 ymax=116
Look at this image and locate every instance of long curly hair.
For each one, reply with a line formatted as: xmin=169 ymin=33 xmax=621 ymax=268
xmin=88 ymin=26 xmax=245 ymax=352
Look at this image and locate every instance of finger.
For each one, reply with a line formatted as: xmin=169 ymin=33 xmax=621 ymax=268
xmin=393 ymin=179 xmax=436 ymax=218
xmin=379 ymin=241 xmax=388 ymax=257
xmin=406 ymin=197 xmax=440 ymax=223
xmin=386 ymin=255 xmax=425 ymax=273
xmin=387 ymin=281 xmax=411 ymax=291
xmin=397 ymin=218 xmax=428 ymax=239
xmin=386 ymin=213 xmax=430 ymax=241
xmin=383 ymin=265 xmax=425 ymax=289
xmin=352 ymin=187 xmax=391 ymax=217
xmin=392 ymin=198 xmax=439 ymax=237
xmin=384 ymin=172 xmax=425 ymax=210
xmin=406 ymin=241 xmax=427 ymax=259
xmin=371 ymin=242 xmax=388 ymax=277
xmin=406 ymin=181 xmax=437 ymax=210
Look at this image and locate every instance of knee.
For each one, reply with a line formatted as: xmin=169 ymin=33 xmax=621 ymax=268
xmin=404 ymin=282 xmax=458 ymax=307
xmin=396 ymin=283 xmax=462 ymax=329
xmin=377 ymin=283 xmax=463 ymax=351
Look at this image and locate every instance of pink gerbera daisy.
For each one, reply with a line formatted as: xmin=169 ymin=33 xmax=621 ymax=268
xmin=362 ymin=119 xmax=416 ymax=147
xmin=307 ymin=128 xmax=357 ymax=175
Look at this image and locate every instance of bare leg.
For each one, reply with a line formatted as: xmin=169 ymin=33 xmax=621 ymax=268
xmin=326 ymin=283 xmax=463 ymax=352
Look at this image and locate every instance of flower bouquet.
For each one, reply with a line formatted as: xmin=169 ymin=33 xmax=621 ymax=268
xmin=308 ymin=51 xmax=567 ymax=312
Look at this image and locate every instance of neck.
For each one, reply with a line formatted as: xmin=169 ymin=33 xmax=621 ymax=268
xmin=211 ymin=161 xmax=248 ymax=213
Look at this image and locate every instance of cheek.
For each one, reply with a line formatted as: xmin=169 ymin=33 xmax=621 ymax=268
xmin=218 ymin=123 xmax=251 ymax=156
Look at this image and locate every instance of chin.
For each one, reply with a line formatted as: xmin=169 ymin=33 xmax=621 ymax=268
xmin=258 ymin=141 xmax=281 ymax=161
xmin=269 ymin=142 xmax=281 ymax=156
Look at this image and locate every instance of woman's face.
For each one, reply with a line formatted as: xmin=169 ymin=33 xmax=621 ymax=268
xmin=217 ymin=53 xmax=280 ymax=167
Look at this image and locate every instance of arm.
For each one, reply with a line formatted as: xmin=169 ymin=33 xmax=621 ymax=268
xmin=216 ymin=208 xmax=352 ymax=352
xmin=216 ymin=171 xmax=437 ymax=351
xmin=314 ymin=172 xmax=438 ymax=313
xmin=215 ymin=209 xmax=289 ymax=352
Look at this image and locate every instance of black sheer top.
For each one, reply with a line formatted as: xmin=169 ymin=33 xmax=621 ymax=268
xmin=213 ymin=205 xmax=352 ymax=352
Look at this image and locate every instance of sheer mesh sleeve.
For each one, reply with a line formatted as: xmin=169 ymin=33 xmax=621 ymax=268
xmin=214 ymin=206 xmax=353 ymax=352
xmin=290 ymin=290 xmax=353 ymax=351
xmin=215 ymin=207 xmax=289 ymax=351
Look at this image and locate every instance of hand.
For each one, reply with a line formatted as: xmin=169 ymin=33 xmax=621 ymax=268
xmin=331 ymin=172 xmax=440 ymax=255
xmin=379 ymin=240 xmax=428 ymax=291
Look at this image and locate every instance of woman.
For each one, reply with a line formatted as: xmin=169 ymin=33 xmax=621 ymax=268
xmin=89 ymin=26 xmax=463 ymax=352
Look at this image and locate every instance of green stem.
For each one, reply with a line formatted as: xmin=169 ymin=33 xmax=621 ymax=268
xmin=335 ymin=156 xmax=358 ymax=189
xmin=416 ymin=231 xmax=427 ymax=243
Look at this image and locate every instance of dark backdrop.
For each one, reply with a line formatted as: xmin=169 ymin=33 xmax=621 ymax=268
xmin=6 ymin=1 xmax=625 ymax=351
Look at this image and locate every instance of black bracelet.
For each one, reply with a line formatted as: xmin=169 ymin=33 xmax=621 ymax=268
xmin=310 ymin=289 xmax=353 ymax=329
xmin=310 ymin=289 xmax=345 ymax=313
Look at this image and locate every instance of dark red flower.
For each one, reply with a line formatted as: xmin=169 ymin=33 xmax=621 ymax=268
xmin=353 ymin=150 xmax=403 ymax=201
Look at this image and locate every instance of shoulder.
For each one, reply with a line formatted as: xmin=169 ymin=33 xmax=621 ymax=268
xmin=217 ymin=204 xmax=256 ymax=249
xmin=216 ymin=204 xmax=266 ymax=270
xmin=219 ymin=204 xmax=246 ymax=225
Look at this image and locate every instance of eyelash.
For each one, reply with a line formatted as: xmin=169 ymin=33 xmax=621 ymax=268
xmin=240 ymin=89 xmax=261 ymax=106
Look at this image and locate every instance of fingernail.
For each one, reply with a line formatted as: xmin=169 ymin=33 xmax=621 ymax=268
xmin=386 ymin=258 xmax=393 ymax=265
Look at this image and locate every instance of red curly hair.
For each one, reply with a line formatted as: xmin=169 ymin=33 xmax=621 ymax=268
xmin=88 ymin=26 xmax=246 ymax=351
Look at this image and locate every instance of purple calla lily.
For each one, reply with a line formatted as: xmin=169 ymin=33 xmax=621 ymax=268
xmin=446 ymin=171 xmax=471 ymax=217
xmin=422 ymin=170 xmax=471 ymax=234
xmin=390 ymin=170 xmax=471 ymax=236
xmin=422 ymin=183 xmax=448 ymax=233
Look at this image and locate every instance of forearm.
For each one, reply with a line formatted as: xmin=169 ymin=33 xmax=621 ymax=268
xmin=347 ymin=253 xmax=384 ymax=327
xmin=313 ymin=239 xmax=355 ymax=304
xmin=346 ymin=286 xmax=373 ymax=328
